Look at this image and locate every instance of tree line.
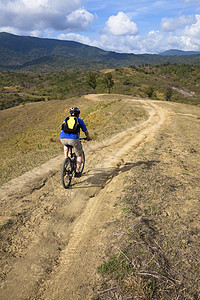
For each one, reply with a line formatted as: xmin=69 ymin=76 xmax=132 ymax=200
xmin=88 ymin=71 xmax=173 ymax=101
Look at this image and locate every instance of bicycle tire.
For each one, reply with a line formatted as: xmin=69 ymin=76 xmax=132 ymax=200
xmin=80 ymin=151 xmax=85 ymax=174
xmin=61 ymin=157 xmax=72 ymax=189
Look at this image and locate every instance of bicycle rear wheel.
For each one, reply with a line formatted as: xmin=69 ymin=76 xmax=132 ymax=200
xmin=61 ymin=157 xmax=72 ymax=188
xmin=80 ymin=151 xmax=85 ymax=174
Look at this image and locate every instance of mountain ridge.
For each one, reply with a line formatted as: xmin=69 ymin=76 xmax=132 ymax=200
xmin=159 ymin=49 xmax=200 ymax=56
xmin=0 ymin=32 xmax=200 ymax=72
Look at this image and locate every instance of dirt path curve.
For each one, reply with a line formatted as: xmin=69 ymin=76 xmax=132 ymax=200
xmin=0 ymin=95 xmax=169 ymax=300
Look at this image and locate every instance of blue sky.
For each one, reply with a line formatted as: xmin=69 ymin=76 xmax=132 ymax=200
xmin=0 ymin=0 xmax=200 ymax=53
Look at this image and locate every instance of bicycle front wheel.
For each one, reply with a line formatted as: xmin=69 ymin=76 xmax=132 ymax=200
xmin=61 ymin=157 xmax=72 ymax=188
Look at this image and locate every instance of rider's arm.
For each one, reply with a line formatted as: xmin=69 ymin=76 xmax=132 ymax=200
xmin=84 ymin=130 xmax=91 ymax=140
xmin=78 ymin=118 xmax=91 ymax=140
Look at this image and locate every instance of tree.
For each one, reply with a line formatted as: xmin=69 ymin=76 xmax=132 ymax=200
xmin=103 ymin=72 xmax=114 ymax=93
xmin=146 ymin=86 xmax=154 ymax=98
xmin=165 ymin=87 xmax=173 ymax=101
xmin=87 ymin=72 xmax=98 ymax=92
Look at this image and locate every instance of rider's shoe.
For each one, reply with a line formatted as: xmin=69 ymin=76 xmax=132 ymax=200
xmin=75 ymin=172 xmax=82 ymax=178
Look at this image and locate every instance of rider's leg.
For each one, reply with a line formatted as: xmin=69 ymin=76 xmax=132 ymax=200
xmin=64 ymin=145 xmax=68 ymax=158
xmin=76 ymin=154 xmax=83 ymax=172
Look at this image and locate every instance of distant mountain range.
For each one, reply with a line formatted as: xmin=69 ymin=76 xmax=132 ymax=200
xmin=0 ymin=32 xmax=200 ymax=72
xmin=159 ymin=49 xmax=200 ymax=56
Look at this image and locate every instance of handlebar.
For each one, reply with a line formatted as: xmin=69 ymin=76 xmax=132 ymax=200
xmin=79 ymin=137 xmax=92 ymax=141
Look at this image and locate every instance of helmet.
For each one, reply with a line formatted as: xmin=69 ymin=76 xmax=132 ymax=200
xmin=69 ymin=107 xmax=80 ymax=116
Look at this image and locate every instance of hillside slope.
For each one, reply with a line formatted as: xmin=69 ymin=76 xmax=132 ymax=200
xmin=1 ymin=64 xmax=200 ymax=112
xmin=160 ymin=49 xmax=200 ymax=56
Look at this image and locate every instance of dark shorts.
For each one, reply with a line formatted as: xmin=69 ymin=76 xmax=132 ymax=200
xmin=60 ymin=138 xmax=83 ymax=156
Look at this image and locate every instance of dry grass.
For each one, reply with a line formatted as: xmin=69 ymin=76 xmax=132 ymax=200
xmin=0 ymin=95 xmax=147 ymax=184
xmin=93 ymin=102 xmax=200 ymax=299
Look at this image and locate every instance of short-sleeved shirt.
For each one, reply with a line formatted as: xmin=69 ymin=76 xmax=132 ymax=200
xmin=59 ymin=117 xmax=87 ymax=139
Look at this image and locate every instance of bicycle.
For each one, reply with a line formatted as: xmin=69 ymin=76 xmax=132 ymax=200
xmin=61 ymin=139 xmax=86 ymax=189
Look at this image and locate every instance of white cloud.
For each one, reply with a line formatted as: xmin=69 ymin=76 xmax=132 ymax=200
xmin=88 ymin=13 xmax=200 ymax=54
xmin=58 ymin=33 xmax=94 ymax=46
xmin=0 ymin=0 xmax=81 ymax=15
xmin=182 ymin=14 xmax=200 ymax=49
xmin=161 ymin=15 xmax=195 ymax=31
xmin=95 ymin=31 xmax=165 ymax=54
xmin=105 ymin=12 xmax=138 ymax=36
xmin=0 ymin=26 xmax=20 ymax=35
xmin=30 ymin=30 xmax=43 ymax=37
xmin=58 ymin=12 xmax=200 ymax=54
xmin=0 ymin=0 xmax=94 ymax=34
xmin=1 ymin=1 xmax=200 ymax=54
xmin=139 ymin=31 xmax=181 ymax=53
xmin=93 ymin=12 xmax=200 ymax=54
xmin=65 ymin=9 xmax=94 ymax=31
xmin=184 ymin=14 xmax=200 ymax=37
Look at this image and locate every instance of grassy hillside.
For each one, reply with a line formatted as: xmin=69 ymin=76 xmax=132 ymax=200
xmin=0 ymin=95 xmax=147 ymax=185
xmin=1 ymin=64 xmax=200 ymax=110
xmin=1 ymin=62 xmax=199 ymax=182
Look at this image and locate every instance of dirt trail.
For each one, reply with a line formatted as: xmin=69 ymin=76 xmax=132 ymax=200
xmin=0 ymin=95 xmax=178 ymax=299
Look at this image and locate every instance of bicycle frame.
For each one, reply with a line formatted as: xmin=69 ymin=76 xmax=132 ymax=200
xmin=68 ymin=146 xmax=77 ymax=171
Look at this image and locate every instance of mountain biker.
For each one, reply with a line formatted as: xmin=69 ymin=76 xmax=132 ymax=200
xmin=59 ymin=107 xmax=91 ymax=178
